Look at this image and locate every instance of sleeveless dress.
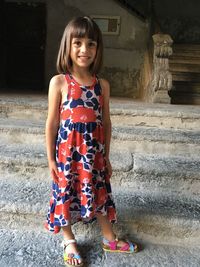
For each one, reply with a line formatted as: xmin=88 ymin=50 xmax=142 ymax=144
xmin=45 ymin=73 xmax=117 ymax=233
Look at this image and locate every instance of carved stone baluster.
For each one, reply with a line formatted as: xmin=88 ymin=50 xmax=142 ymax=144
xmin=151 ymin=34 xmax=173 ymax=103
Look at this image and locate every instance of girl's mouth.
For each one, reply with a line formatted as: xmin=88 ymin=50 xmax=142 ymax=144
xmin=78 ymin=56 xmax=90 ymax=59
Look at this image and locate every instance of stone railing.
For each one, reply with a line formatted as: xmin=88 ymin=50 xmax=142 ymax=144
xmin=150 ymin=34 xmax=173 ymax=103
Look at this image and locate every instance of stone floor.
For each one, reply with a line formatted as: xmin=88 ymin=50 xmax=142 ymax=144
xmin=0 ymin=229 xmax=200 ymax=267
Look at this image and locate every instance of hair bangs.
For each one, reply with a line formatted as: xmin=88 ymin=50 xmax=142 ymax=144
xmin=71 ymin=18 xmax=98 ymax=41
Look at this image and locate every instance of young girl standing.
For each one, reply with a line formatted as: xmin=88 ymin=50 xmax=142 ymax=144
xmin=45 ymin=16 xmax=138 ymax=267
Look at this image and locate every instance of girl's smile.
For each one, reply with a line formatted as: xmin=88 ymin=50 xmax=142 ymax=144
xmin=70 ymin=37 xmax=97 ymax=68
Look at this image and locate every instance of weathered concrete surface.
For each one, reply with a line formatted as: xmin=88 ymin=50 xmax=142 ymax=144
xmin=0 ymin=95 xmax=200 ymax=259
xmin=0 ymin=144 xmax=200 ymax=192
xmin=102 ymin=243 xmax=200 ymax=267
xmin=2 ymin=117 xmax=200 ymax=144
xmin=0 ymin=171 xmax=200 ymax=246
xmin=111 ymin=138 xmax=200 ymax=158
xmin=0 ymin=144 xmax=199 ymax=211
xmin=1 ymin=175 xmax=199 ymax=220
xmin=112 ymin=126 xmax=200 ymax=144
xmin=133 ymin=154 xmax=200 ymax=180
xmin=0 ymin=143 xmax=132 ymax=173
xmin=1 ymin=118 xmax=200 ymax=159
xmin=1 ymin=209 xmax=199 ymax=248
xmin=1 ymin=95 xmax=200 ymax=130
xmin=0 ymin=229 xmax=200 ymax=267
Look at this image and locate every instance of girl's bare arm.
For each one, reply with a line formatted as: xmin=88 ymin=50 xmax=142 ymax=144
xmin=101 ymin=79 xmax=112 ymax=160
xmin=45 ymin=75 xmax=63 ymax=182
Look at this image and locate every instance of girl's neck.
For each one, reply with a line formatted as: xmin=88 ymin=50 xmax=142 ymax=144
xmin=70 ymin=67 xmax=94 ymax=85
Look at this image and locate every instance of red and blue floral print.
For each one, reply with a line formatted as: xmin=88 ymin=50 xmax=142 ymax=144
xmin=45 ymin=73 xmax=116 ymax=233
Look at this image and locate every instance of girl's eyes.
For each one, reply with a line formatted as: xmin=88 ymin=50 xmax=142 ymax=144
xmin=72 ymin=40 xmax=97 ymax=47
xmin=88 ymin=42 xmax=97 ymax=47
xmin=73 ymin=41 xmax=81 ymax=46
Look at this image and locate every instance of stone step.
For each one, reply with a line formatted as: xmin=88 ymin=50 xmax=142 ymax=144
xmin=0 ymin=119 xmax=45 ymax=145
xmin=1 ymin=143 xmax=199 ymax=199
xmin=112 ymin=125 xmax=200 ymax=145
xmin=111 ymin=137 xmax=200 ymax=158
xmin=0 ymin=94 xmax=48 ymax=121
xmin=0 ymin=144 xmax=200 ymax=192
xmin=172 ymin=71 xmax=200 ymax=82
xmin=172 ymin=44 xmax=200 ymax=56
xmin=0 ymin=143 xmax=200 ymax=246
xmin=0 ymin=147 xmax=200 ymax=207
xmin=1 ymin=95 xmax=200 ymax=130
xmin=1 ymin=118 xmax=200 ymax=149
xmin=115 ymin=128 xmax=200 ymax=163
xmin=170 ymin=55 xmax=200 ymax=64
xmin=0 ymin=174 xmax=199 ymax=247
xmin=3 ymin=174 xmax=199 ymax=219
xmin=111 ymin=105 xmax=200 ymax=130
xmin=170 ymin=63 xmax=200 ymax=73
xmin=1 ymin=229 xmax=200 ymax=267
xmin=0 ymin=143 xmax=132 ymax=174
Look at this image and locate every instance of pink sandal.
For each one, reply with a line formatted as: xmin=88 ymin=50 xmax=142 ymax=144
xmin=102 ymin=237 xmax=139 ymax=253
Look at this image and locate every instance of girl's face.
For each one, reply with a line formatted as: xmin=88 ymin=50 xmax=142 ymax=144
xmin=70 ymin=37 xmax=97 ymax=70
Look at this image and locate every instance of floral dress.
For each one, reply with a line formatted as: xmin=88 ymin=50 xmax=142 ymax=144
xmin=45 ymin=73 xmax=117 ymax=233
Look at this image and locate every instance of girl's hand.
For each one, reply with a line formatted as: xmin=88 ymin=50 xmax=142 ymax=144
xmin=49 ymin=160 xmax=59 ymax=183
xmin=105 ymin=158 xmax=112 ymax=177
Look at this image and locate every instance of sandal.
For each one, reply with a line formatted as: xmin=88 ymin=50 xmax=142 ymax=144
xmin=61 ymin=239 xmax=84 ymax=267
xmin=102 ymin=237 xmax=139 ymax=253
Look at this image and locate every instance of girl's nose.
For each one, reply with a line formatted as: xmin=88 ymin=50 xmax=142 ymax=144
xmin=80 ymin=43 xmax=87 ymax=52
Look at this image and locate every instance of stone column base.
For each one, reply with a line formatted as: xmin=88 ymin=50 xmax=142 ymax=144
xmin=152 ymin=90 xmax=171 ymax=104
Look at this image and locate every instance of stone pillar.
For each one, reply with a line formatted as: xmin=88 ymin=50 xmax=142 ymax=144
xmin=151 ymin=34 xmax=173 ymax=103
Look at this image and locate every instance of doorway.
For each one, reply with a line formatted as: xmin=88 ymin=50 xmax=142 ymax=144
xmin=0 ymin=1 xmax=46 ymax=92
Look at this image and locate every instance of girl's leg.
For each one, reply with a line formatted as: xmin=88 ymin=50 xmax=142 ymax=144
xmin=63 ymin=224 xmax=75 ymax=240
xmin=96 ymin=213 xmax=116 ymax=241
xmin=96 ymin=213 xmax=138 ymax=251
xmin=62 ymin=225 xmax=82 ymax=266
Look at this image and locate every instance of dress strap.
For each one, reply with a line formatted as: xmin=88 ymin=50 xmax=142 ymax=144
xmin=65 ymin=72 xmax=73 ymax=86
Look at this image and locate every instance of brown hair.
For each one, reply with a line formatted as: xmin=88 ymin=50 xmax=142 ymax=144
xmin=57 ymin=16 xmax=103 ymax=75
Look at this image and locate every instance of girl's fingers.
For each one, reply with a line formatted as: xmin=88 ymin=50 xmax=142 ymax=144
xmin=49 ymin=161 xmax=59 ymax=183
xmin=106 ymin=165 xmax=112 ymax=176
xmin=107 ymin=161 xmax=112 ymax=176
xmin=51 ymin=168 xmax=59 ymax=183
xmin=54 ymin=168 xmax=59 ymax=181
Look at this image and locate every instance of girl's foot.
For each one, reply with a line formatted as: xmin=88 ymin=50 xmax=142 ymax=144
xmin=102 ymin=237 xmax=139 ymax=253
xmin=61 ymin=239 xmax=83 ymax=267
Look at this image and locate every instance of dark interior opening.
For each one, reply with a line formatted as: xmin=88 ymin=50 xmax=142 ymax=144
xmin=0 ymin=1 xmax=46 ymax=93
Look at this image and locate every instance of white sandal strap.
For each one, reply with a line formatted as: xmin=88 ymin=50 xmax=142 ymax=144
xmin=61 ymin=239 xmax=76 ymax=248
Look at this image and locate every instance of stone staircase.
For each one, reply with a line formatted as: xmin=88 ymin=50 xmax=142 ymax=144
xmin=169 ymin=44 xmax=200 ymax=105
xmin=0 ymin=94 xmax=200 ymax=266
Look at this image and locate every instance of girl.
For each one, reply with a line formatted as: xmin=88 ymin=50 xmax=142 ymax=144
xmin=45 ymin=16 xmax=138 ymax=267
